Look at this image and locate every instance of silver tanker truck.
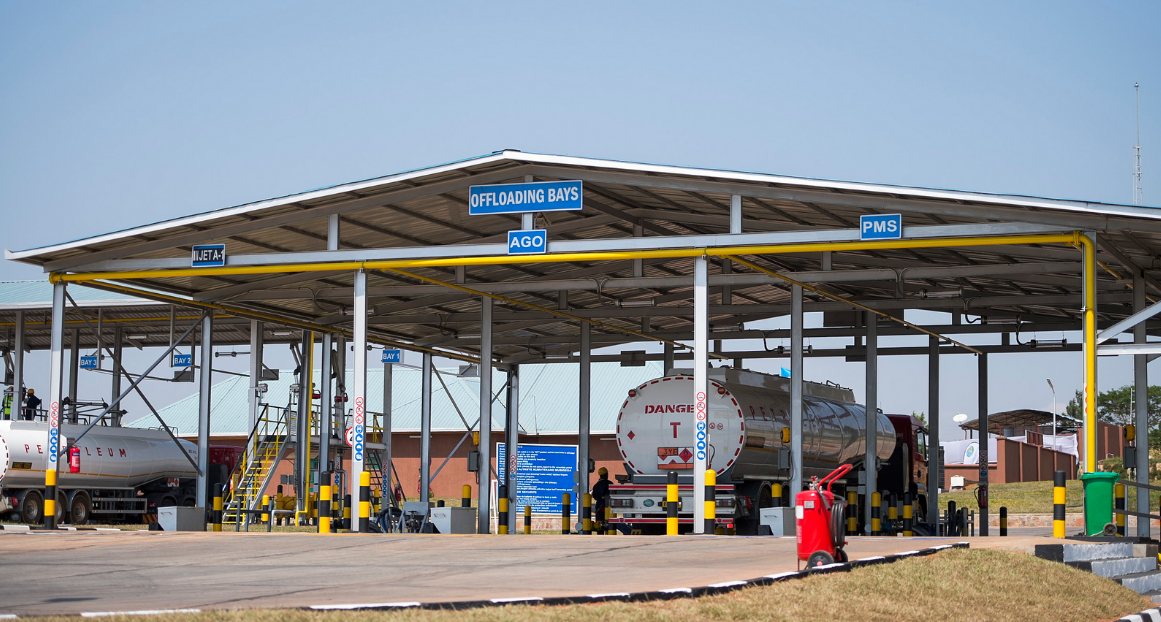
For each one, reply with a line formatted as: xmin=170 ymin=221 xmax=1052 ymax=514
xmin=607 ymin=367 xmax=925 ymax=535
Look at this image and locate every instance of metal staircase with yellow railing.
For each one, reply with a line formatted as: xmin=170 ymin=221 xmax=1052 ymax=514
xmin=223 ymin=403 xmax=292 ymax=525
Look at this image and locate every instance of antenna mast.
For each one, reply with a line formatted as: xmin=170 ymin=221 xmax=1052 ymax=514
xmin=1135 ymin=83 xmax=1143 ymax=205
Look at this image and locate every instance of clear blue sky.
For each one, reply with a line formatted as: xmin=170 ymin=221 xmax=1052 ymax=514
xmin=1 ymin=2 xmax=1158 ymax=433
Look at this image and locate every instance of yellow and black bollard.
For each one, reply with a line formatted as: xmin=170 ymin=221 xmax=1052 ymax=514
xmin=887 ymin=493 xmax=898 ymax=534
xmin=772 ymin=482 xmax=783 ymax=508
xmin=870 ymin=491 xmax=881 ymax=536
xmin=44 ymin=467 xmax=58 ymax=530
xmin=266 ymin=495 xmax=275 ymax=532
xmin=704 ymin=469 xmax=716 ymax=535
xmin=1115 ymin=482 xmax=1126 ymax=537
xmin=667 ymin=471 xmax=679 ymax=536
xmin=498 ymin=485 xmax=510 ymax=535
xmin=606 ymin=507 xmax=615 ymax=535
xmin=847 ymin=490 xmax=858 ymax=535
xmin=343 ymin=494 xmax=352 ymax=531
xmin=261 ymin=494 xmax=270 ymax=525
xmin=562 ymin=493 xmax=571 ymax=534
xmin=524 ymin=505 xmax=532 ymax=535
xmin=359 ymin=472 xmax=371 ymax=533
xmin=582 ymin=493 xmax=592 ymax=535
xmin=902 ymin=492 xmax=913 ymax=536
xmin=331 ymin=482 xmax=339 ymax=527
xmin=947 ymin=500 xmax=957 ymax=537
xmin=1000 ymin=505 xmax=1009 ymax=537
xmin=212 ymin=483 xmax=223 ymax=532
xmin=319 ymin=474 xmax=332 ymax=534
xmin=462 ymin=484 xmax=472 ymax=508
xmin=1053 ymin=470 xmax=1066 ymax=538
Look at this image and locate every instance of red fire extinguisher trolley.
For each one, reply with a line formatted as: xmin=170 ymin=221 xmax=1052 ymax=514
xmin=796 ymin=464 xmax=852 ymax=568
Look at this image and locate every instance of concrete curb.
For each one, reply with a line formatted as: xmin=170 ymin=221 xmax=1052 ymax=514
xmin=1114 ymin=607 xmax=1161 ymax=622
xmin=308 ymin=542 xmax=970 ymax=612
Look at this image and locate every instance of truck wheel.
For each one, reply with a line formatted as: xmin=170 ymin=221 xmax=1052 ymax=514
xmin=69 ymin=492 xmax=91 ymax=526
xmin=19 ymin=490 xmax=43 ymax=524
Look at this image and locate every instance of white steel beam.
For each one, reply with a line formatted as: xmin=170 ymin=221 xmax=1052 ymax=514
xmin=1097 ymin=298 xmax=1161 ymax=344
xmin=693 ymin=256 xmax=708 ymax=533
xmin=478 ymin=296 xmax=493 ymax=533
xmin=790 ymin=284 xmax=804 ymax=501
xmin=351 ymin=270 xmax=368 ymax=532
xmin=864 ymin=310 xmax=877 ymax=533
xmin=196 ymin=313 xmax=213 ymax=510
xmin=1097 ymin=343 xmax=1161 ymax=355
xmin=1136 ymin=269 xmax=1150 ymax=538
xmin=44 ymin=282 xmax=66 ymax=529
xmin=63 ymin=222 xmax=1067 ymax=273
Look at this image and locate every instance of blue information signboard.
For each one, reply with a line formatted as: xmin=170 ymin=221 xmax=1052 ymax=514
xmin=381 ymin=349 xmax=402 ymax=363
xmin=507 ymin=229 xmax=547 ymax=255
xmin=859 ymin=214 xmax=902 ymax=240
xmin=172 ymin=353 xmax=192 ymax=368
xmin=79 ymin=355 xmax=98 ymax=370
xmin=191 ymin=244 xmax=226 ymax=267
xmin=469 ymin=180 xmax=583 ymax=215
xmin=496 ymin=443 xmax=578 ymax=515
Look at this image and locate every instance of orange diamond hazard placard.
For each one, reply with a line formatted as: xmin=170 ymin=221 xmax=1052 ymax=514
xmin=658 ymin=447 xmax=694 ymax=470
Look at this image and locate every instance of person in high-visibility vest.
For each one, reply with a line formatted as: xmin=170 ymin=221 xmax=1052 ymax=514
xmin=592 ymin=467 xmax=611 ymax=527
xmin=2 ymin=387 xmax=12 ymax=420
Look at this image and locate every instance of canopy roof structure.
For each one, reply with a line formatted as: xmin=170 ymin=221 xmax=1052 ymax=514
xmin=959 ymin=409 xmax=1083 ymax=435
xmin=0 ymin=280 xmax=298 ymax=351
xmin=7 ymin=150 xmax=1161 ymax=366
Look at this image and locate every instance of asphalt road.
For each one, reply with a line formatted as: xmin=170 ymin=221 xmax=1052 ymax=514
xmin=0 ymin=531 xmax=1039 ymax=616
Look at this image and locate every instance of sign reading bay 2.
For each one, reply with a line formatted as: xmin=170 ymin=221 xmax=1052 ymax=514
xmin=468 ymin=180 xmax=583 ymax=215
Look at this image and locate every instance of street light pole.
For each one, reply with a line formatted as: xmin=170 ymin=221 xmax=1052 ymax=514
xmin=1047 ymin=379 xmax=1056 ymax=451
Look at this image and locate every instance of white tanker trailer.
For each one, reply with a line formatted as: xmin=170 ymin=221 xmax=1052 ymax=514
xmin=0 ymin=421 xmax=203 ymax=525
xmin=607 ymin=368 xmax=924 ymax=535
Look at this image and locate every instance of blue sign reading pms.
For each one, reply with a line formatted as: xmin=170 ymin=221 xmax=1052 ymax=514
xmin=469 ymin=180 xmax=583 ymax=215
xmin=172 ymin=353 xmax=192 ymax=368
xmin=496 ymin=443 xmax=578 ymax=515
xmin=381 ymin=349 xmax=401 ymax=363
xmin=859 ymin=214 xmax=902 ymax=240
xmin=79 ymin=355 xmax=98 ymax=370
xmin=507 ymin=229 xmax=547 ymax=255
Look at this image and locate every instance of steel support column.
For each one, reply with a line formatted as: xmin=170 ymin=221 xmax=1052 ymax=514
xmin=11 ymin=310 xmax=23 ymax=421
xmin=978 ymin=352 xmax=989 ymax=536
xmin=1136 ymin=270 xmax=1150 ymax=537
xmin=478 ymin=296 xmax=493 ymax=533
xmin=790 ymin=284 xmax=804 ymax=499
xmin=351 ymin=269 xmax=368 ymax=532
xmin=43 ymin=281 xmax=66 ymax=529
xmin=419 ymin=351 xmax=432 ymax=505
xmin=579 ymin=324 xmax=591 ymax=513
xmin=318 ymin=332 xmax=333 ymax=484
xmin=663 ymin=342 xmax=675 ymax=374
xmin=196 ymin=313 xmax=213 ymax=510
xmin=505 ymin=364 xmax=519 ymax=534
xmin=927 ymin=334 xmax=941 ymax=527
xmin=110 ymin=324 xmax=123 ymax=426
xmin=383 ymin=354 xmax=393 ymax=508
xmin=693 ymin=256 xmax=709 ymax=532
xmin=248 ymin=321 xmax=263 ymax=434
xmin=295 ymin=331 xmax=311 ymax=519
xmin=864 ymin=310 xmax=877 ymax=533
xmin=68 ymin=329 xmax=80 ymax=424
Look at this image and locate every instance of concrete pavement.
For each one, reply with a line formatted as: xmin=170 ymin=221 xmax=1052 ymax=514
xmin=0 ymin=531 xmax=1041 ymax=616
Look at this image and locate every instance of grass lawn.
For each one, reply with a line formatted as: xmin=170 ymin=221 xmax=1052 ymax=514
xmin=30 ymin=548 xmax=1149 ymax=622
xmin=939 ymin=479 xmax=1161 ymax=515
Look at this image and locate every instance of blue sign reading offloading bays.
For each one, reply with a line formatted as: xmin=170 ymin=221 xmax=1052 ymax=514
xmin=497 ymin=443 xmax=578 ymax=515
xmin=79 ymin=355 xmax=98 ymax=370
xmin=381 ymin=349 xmax=402 ymax=364
xmin=469 ymin=180 xmax=583 ymax=215
xmin=172 ymin=353 xmax=192 ymax=368
xmin=859 ymin=214 xmax=902 ymax=240
xmin=507 ymin=229 xmax=547 ymax=255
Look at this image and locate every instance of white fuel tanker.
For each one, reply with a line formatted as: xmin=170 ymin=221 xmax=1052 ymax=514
xmin=0 ymin=421 xmax=201 ymax=525
xmin=608 ymin=367 xmax=913 ymax=535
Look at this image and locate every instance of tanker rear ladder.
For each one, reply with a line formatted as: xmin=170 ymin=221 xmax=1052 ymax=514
xmin=223 ymin=403 xmax=291 ymax=526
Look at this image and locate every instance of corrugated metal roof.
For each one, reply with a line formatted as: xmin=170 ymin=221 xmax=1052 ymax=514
xmin=0 ymin=280 xmax=153 ymax=309
xmin=124 ymin=361 xmax=664 ymax=437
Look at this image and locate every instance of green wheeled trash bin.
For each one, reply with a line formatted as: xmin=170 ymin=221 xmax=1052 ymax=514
xmin=1080 ymin=471 xmax=1120 ymax=537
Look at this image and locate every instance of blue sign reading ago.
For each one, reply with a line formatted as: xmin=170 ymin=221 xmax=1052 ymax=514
xmin=469 ymin=180 xmax=583 ymax=215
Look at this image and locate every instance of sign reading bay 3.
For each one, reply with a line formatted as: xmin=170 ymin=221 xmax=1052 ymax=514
xmin=469 ymin=180 xmax=583 ymax=215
